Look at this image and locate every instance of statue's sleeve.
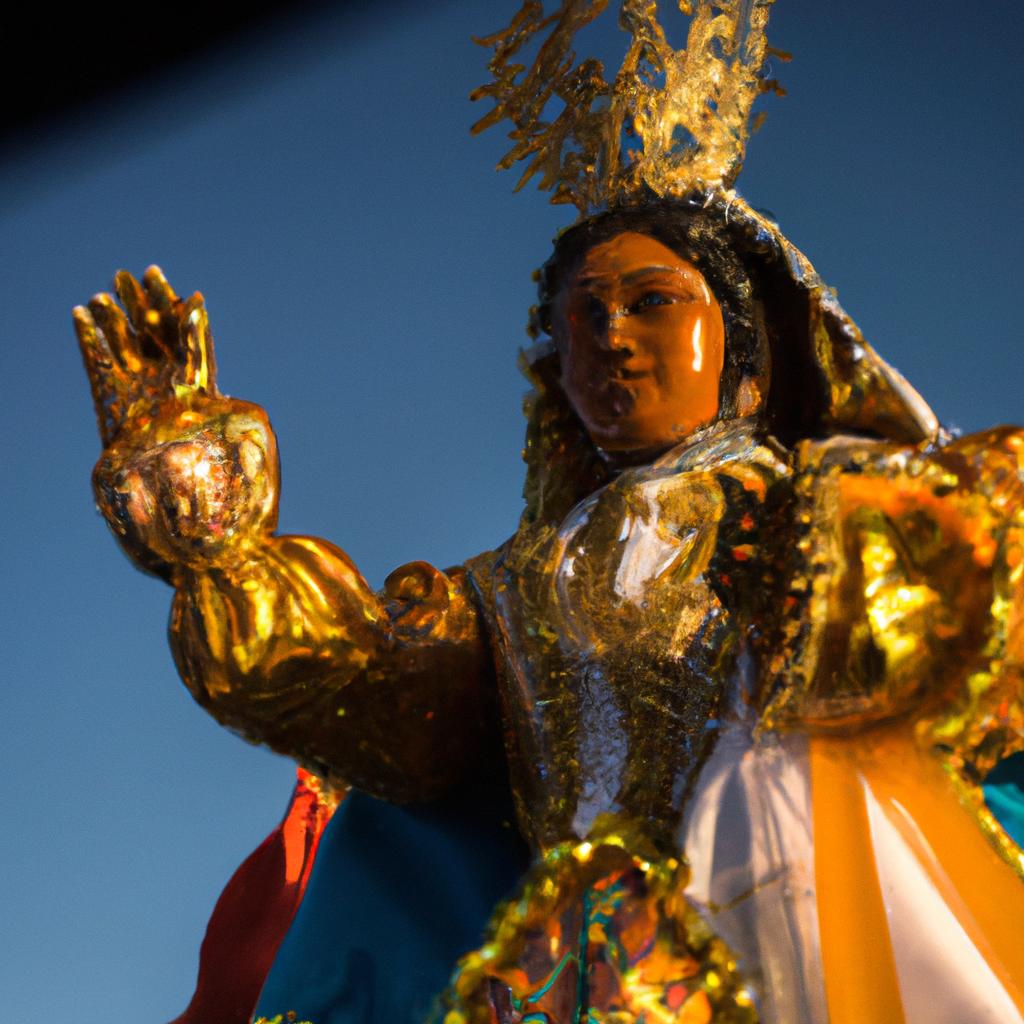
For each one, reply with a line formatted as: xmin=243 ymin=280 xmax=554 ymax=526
xmin=766 ymin=428 xmax=1024 ymax=771
xmin=169 ymin=537 xmax=496 ymax=803
xmin=923 ymin=428 xmax=1024 ymax=786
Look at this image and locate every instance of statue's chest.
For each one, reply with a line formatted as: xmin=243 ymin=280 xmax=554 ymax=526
xmin=504 ymin=469 xmax=739 ymax=663
xmin=488 ymin=438 xmax=791 ymax=846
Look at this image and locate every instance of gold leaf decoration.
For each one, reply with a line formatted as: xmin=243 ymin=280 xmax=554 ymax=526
xmin=473 ymin=0 xmax=787 ymax=214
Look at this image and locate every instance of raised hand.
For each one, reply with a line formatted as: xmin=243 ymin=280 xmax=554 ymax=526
xmin=74 ymin=270 xmax=497 ymax=808
xmin=75 ymin=268 xmax=279 ymax=580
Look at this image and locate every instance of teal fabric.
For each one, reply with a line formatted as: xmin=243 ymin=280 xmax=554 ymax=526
xmin=254 ymin=774 xmax=529 ymax=1024
xmin=256 ymin=751 xmax=1023 ymax=1023
xmin=982 ymin=751 xmax=1024 ymax=850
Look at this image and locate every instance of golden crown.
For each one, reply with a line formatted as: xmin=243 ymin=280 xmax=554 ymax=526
xmin=472 ymin=0 xmax=786 ymax=216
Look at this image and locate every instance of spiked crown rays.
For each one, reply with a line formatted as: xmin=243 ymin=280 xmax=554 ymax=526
xmin=472 ymin=0 xmax=787 ymax=215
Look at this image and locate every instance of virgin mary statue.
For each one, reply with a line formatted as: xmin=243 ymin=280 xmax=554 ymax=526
xmin=74 ymin=3 xmax=1024 ymax=1022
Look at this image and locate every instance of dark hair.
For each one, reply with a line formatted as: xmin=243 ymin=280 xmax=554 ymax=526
xmin=534 ymin=200 xmax=771 ymax=422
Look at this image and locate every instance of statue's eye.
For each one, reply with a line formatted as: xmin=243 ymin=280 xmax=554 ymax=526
xmin=586 ymin=295 xmax=610 ymax=332
xmin=632 ymin=291 xmax=673 ymax=313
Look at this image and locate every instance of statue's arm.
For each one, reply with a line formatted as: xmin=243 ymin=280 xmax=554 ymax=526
xmin=75 ymin=268 xmax=494 ymax=802
xmin=169 ymin=544 xmax=493 ymax=801
xmin=929 ymin=428 xmax=1024 ymax=776
xmin=771 ymin=430 xmax=1024 ymax=747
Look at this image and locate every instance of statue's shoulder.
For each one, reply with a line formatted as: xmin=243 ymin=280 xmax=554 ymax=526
xmin=943 ymin=424 xmax=1024 ymax=478
xmin=793 ymin=425 xmax=1024 ymax=495
xmin=948 ymin=424 xmax=1024 ymax=453
xmin=792 ymin=432 xmax=923 ymax=476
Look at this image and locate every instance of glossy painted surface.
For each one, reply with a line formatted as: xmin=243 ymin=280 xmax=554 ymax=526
xmin=555 ymin=233 xmax=726 ymax=456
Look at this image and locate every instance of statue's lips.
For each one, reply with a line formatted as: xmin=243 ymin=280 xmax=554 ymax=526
xmin=602 ymin=378 xmax=640 ymax=416
xmin=585 ymin=368 xmax=653 ymax=419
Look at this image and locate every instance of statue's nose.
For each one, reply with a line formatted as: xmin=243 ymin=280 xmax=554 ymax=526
xmin=603 ymin=311 xmax=635 ymax=355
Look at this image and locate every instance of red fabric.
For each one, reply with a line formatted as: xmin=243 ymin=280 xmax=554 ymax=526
xmin=170 ymin=768 xmax=337 ymax=1024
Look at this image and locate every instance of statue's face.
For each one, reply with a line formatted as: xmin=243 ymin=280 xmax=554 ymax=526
xmin=556 ymin=231 xmax=725 ymax=456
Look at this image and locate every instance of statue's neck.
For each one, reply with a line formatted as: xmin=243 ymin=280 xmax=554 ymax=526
xmin=597 ymin=415 xmax=765 ymax=474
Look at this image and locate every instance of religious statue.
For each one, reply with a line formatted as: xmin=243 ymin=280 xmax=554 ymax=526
xmin=74 ymin=3 xmax=1024 ymax=1022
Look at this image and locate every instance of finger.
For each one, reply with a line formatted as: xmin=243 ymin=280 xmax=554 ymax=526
xmin=73 ymin=305 xmax=122 ymax=446
xmin=177 ymin=293 xmax=219 ymax=394
xmin=113 ymin=270 xmax=147 ymax=330
xmin=143 ymin=264 xmax=193 ymax=368
xmin=115 ymin=269 xmax=177 ymax=363
xmin=73 ymin=303 xmax=114 ymax=390
xmin=88 ymin=292 xmax=142 ymax=374
xmin=142 ymin=264 xmax=180 ymax=312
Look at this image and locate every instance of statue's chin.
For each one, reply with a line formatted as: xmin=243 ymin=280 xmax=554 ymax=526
xmin=592 ymin=435 xmax=679 ymax=469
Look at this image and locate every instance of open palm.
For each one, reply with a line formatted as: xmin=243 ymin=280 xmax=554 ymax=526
xmin=75 ymin=268 xmax=278 ymax=577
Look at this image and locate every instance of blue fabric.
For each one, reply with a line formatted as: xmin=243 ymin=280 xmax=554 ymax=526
xmin=982 ymin=751 xmax=1024 ymax=851
xmin=254 ymin=776 xmax=529 ymax=1024
xmin=255 ymin=751 xmax=1024 ymax=1022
